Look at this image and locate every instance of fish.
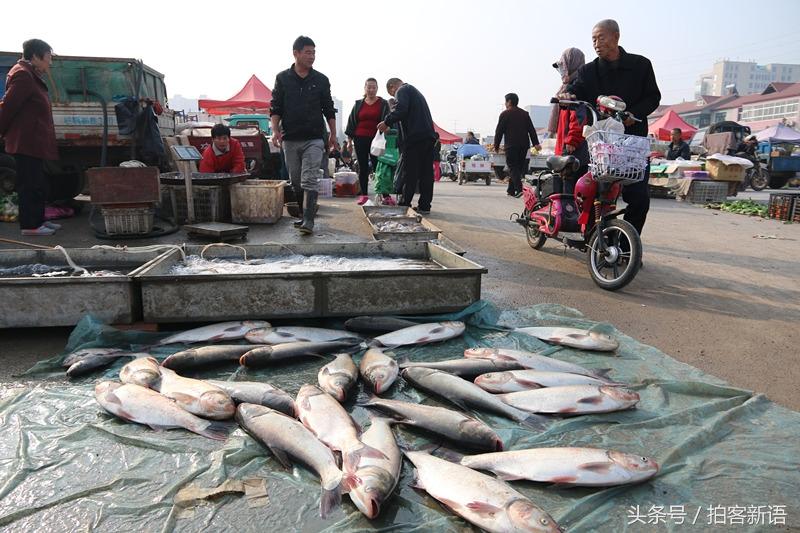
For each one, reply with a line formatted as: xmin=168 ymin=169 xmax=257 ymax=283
xmin=94 ymin=381 xmax=230 ymax=441
xmin=66 ymin=352 xmax=147 ymax=379
xmin=357 ymin=395 xmax=503 ymax=451
xmin=158 ymin=320 xmax=270 ymax=345
xmin=155 ymin=367 xmax=236 ymax=420
xmin=119 ymin=357 xmax=162 ymax=388
xmin=206 ymin=380 xmax=296 ymax=417
xmin=318 ymin=353 xmax=358 ymax=402
xmin=245 ymin=326 xmax=361 ymax=345
xmin=497 ymin=385 xmax=640 ymax=415
xmin=295 ymin=384 xmax=387 ymax=473
xmin=401 ymin=367 xmax=547 ymax=428
xmin=398 ymin=357 xmax=523 ymax=377
xmin=347 ymin=417 xmax=402 ymax=519
xmin=63 ymin=348 xmax=127 ymax=368
xmin=455 ymin=447 xmax=659 ymax=487
xmin=474 ymin=370 xmax=621 ymax=393
xmin=161 ymin=345 xmax=267 ymax=370
xmin=235 ymin=403 xmax=343 ymax=518
xmin=514 ymin=327 xmax=619 ymax=352
xmin=464 ymin=347 xmax=611 ymax=380
xmin=359 ymin=348 xmax=399 ymax=394
xmin=372 ymin=321 xmax=465 ymax=348
xmin=344 ymin=316 xmax=419 ymax=334
xmin=239 ymin=340 xmax=360 ymax=368
xmin=404 ymin=451 xmax=561 ymax=533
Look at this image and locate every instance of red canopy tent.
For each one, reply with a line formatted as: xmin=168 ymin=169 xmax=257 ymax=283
xmin=198 ymin=75 xmax=273 ymax=115
xmin=648 ymin=110 xmax=696 ymax=141
xmin=434 ymin=122 xmax=461 ymax=144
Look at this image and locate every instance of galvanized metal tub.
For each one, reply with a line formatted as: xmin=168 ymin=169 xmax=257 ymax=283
xmin=367 ymin=216 xmax=442 ymax=242
xmin=134 ymin=242 xmax=486 ymax=322
xmin=361 ymin=205 xmax=421 ymax=221
xmin=0 ymin=248 xmax=165 ymax=328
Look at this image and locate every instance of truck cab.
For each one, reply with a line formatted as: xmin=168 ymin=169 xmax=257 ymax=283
xmin=226 ymin=114 xmax=271 ymax=135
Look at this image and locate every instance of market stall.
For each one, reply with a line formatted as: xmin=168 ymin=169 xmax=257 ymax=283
xmin=648 ymin=110 xmax=697 ymax=142
xmin=198 ymin=75 xmax=272 ymax=116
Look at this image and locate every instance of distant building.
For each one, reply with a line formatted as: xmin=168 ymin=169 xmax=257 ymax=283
xmin=170 ymin=94 xmax=200 ymax=113
xmin=695 ymin=61 xmax=800 ymax=97
xmin=333 ymin=96 xmax=344 ymax=141
xmin=524 ymin=105 xmax=551 ymax=129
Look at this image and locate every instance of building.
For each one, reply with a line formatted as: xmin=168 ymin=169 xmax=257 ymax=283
xmin=170 ymin=94 xmax=200 ymax=113
xmin=333 ymin=96 xmax=344 ymax=141
xmin=524 ymin=105 xmax=552 ymax=130
xmin=695 ymin=61 xmax=800 ymax=97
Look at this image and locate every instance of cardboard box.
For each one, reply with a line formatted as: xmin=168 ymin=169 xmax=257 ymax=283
xmin=705 ymin=159 xmax=745 ymax=182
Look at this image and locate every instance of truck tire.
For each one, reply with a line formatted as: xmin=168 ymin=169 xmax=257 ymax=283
xmin=485 ymin=175 xmax=491 ymax=186
xmin=768 ymin=173 xmax=790 ymax=190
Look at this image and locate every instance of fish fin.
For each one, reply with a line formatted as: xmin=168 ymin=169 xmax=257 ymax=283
xmin=345 ymin=444 xmax=388 ymax=471
xmin=224 ymin=325 xmax=242 ymax=332
xmin=320 ymin=366 xmax=331 ymax=376
xmin=592 ymin=368 xmax=613 ymax=379
xmin=565 ymin=333 xmax=588 ymax=339
xmin=520 ymin=413 xmax=550 ymax=430
xmin=429 ymin=326 xmax=445 ymax=334
xmin=341 ymin=472 xmax=360 ymax=493
xmin=577 ymin=396 xmax=604 ymax=405
xmin=167 ymin=392 xmax=197 ymax=405
xmin=546 ymin=476 xmax=578 ymax=488
xmin=319 ymin=485 xmax=341 ymax=519
xmin=408 ymin=469 xmax=425 ymax=490
xmin=396 ymin=356 xmax=410 ymax=366
xmin=105 ymin=390 xmax=123 ymax=405
xmin=276 ymin=332 xmax=295 ymax=339
xmin=354 ymin=391 xmax=379 ymax=407
xmin=465 ymin=501 xmax=504 ymax=516
xmin=199 ymin=421 xmax=233 ymax=441
xmin=268 ymin=446 xmax=293 ymax=469
xmin=514 ymin=378 xmax=543 ymax=389
xmin=430 ymin=446 xmax=464 ymax=464
xmin=147 ymin=423 xmax=170 ymax=432
xmin=579 ymin=462 xmax=613 ymax=473
xmin=496 ymin=473 xmax=525 ymax=481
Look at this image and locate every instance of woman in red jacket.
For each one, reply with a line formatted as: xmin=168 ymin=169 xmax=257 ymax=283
xmin=549 ymin=47 xmax=587 ymax=195
xmin=345 ymin=77 xmax=391 ymax=205
xmin=0 ymin=39 xmax=59 ymax=236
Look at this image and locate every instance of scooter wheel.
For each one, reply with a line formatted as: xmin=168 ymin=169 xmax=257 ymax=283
xmin=586 ymin=219 xmax=641 ymax=291
xmin=523 ymin=209 xmax=547 ymax=249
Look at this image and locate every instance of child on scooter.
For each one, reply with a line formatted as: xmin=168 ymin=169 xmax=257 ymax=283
xmin=550 ymin=47 xmax=589 ymax=195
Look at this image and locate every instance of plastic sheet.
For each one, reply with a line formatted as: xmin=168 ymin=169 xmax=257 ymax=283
xmin=6 ymin=302 xmax=799 ymax=532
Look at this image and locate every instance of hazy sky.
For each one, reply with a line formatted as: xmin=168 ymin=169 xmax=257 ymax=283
xmin=3 ymin=0 xmax=799 ymax=135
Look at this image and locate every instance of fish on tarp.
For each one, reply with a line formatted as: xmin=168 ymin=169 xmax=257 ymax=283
xmin=94 ymin=381 xmax=230 ymax=441
xmin=119 ymin=357 xmax=162 ymax=388
xmin=513 ymin=327 xmax=619 ymax=352
xmin=235 ymin=403 xmax=344 ymax=518
xmin=474 ymin=370 xmax=621 ymax=393
xmin=62 ymin=348 xmax=127 ymax=368
xmin=245 ymin=326 xmax=362 ymax=345
xmin=207 ymin=380 xmax=296 ymax=417
xmin=372 ymin=321 xmax=465 ymax=348
xmin=161 ymin=345 xmax=267 ymax=370
xmin=401 ymin=367 xmax=547 ymax=428
xmin=344 ymin=316 xmax=419 ymax=335
xmin=318 ymin=353 xmax=358 ymax=402
xmin=296 ymin=384 xmax=387 ymax=473
xmin=66 ymin=351 xmax=148 ymax=379
xmin=398 ymin=357 xmax=523 ymax=377
xmin=154 ymin=367 xmax=235 ymax=420
xmin=159 ymin=320 xmax=271 ymax=346
xmin=464 ymin=347 xmax=611 ymax=380
xmin=358 ymin=394 xmax=503 ymax=451
xmin=359 ymin=348 xmax=399 ymax=394
xmin=453 ymin=447 xmax=659 ymax=487
xmin=497 ymin=385 xmax=639 ymax=415
xmin=404 ymin=451 xmax=561 ymax=533
xmin=348 ymin=416 xmax=402 ymax=519
xmin=239 ymin=340 xmax=359 ymax=368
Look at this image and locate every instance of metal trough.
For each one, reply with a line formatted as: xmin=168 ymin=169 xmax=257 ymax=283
xmin=134 ymin=242 xmax=486 ymax=322
xmin=361 ymin=205 xmax=421 ymax=221
xmin=0 ymin=248 xmax=165 ymax=328
xmin=367 ymin=216 xmax=442 ymax=242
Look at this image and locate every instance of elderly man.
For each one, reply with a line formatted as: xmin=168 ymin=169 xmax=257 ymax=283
xmin=566 ymin=19 xmax=661 ymax=236
xmin=665 ymin=128 xmax=691 ymax=160
xmin=199 ymin=124 xmax=246 ymax=173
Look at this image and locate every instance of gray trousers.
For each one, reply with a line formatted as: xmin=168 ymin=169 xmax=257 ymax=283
xmin=283 ymin=139 xmax=324 ymax=191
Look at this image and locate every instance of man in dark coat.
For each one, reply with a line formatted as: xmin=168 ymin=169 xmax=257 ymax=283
xmin=665 ymin=128 xmax=691 ymax=160
xmin=494 ymin=92 xmax=541 ymax=197
xmin=0 ymin=39 xmax=59 ymax=236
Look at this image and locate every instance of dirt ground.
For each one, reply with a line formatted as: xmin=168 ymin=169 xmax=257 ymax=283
xmin=1 ymin=180 xmax=798 ymax=411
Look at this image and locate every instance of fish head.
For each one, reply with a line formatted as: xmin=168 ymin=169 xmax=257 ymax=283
xmin=244 ymin=327 xmax=274 ymax=343
xmin=95 ymin=380 xmax=122 ymax=398
xmin=464 ymin=347 xmax=497 ymax=358
xmin=200 ymin=390 xmax=236 ymax=418
xmin=600 ymin=386 xmax=640 ymax=407
xmin=608 ymin=451 xmax=660 ymax=481
xmin=244 ymin=320 xmax=271 ymax=330
xmin=366 ymin=367 xmax=394 ymax=394
xmin=441 ymin=321 xmax=465 ymax=334
xmin=235 ymin=402 xmax=268 ymax=424
xmin=400 ymin=367 xmax=436 ymax=381
xmin=459 ymin=418 xmax=504 ymax=451
xmin=119 ymin=357 xmax=161 ymax=387
xmin=507 ymin=499 xmax=562 ymax=532
xmin=347 ymin=465 xmax=396 ymax=519
xmin=589 ymin=331 xmax=619 ymax=351
xmin=475 ymin=372 xmax=512 ymax=387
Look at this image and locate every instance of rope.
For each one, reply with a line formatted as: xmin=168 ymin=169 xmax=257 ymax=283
xmin=199 ymin=243 xmax=248 ymax=261
xmin=52 ymin=245 xmax=88 ymax=275
xmin=90 ymin=244 xmax=187 ymax=262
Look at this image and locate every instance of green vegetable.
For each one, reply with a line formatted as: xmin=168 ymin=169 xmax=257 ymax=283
xmin=704 ymin=199 xmax=767 ymax=218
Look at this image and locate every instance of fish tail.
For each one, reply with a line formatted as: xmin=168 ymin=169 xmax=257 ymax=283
xmin=198 ymin=420 xmax=234 ymax=441
xmin=319 ymin=484 xmax=342 ymax=519
xmin=430 ymin=445 xmax=465 ymax=463
xmin=519 ymin=412 xmax=550 ymax=430
xmin=354 ymin=391 xmax=378 ymax=407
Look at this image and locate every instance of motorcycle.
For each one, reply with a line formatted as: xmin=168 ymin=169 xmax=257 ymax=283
xmin=511 ymin=96 xmax=648 ymax=291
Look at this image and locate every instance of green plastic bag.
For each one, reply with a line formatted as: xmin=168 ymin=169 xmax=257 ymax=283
xmin=374 ymin=160 xmax=395 ymax=194
xmin=377 ymin=129 xmax=399 ymax=166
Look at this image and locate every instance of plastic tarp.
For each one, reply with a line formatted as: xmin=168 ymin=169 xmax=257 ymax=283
xmin=434 ymin=123 xmax=462 ymax=145
xmin=456 ymin=144 xmax=488 ymax=158
xmin=3 ymin=302 xmax=799 ymax=532
xmin=754 ymin=123 xmax=800 ymax=144
xmin=199 ymin=75 xmax=273 ymax=116
xmin=648 ymin=111 xmax=696 ymax=141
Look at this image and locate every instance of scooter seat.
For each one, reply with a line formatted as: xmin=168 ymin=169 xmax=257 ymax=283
xmin=547 ymin=155 xmax=580 ymax=173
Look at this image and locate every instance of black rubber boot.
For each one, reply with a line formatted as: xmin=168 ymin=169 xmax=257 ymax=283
xmin=298 ymin=190 xmax=318 ymax=235
xmin=293 ymin=186 xmax=304 ymax=228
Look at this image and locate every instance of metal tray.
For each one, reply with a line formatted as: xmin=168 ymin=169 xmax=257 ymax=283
xmin=361 ymin=205 xmax=421 ymax=221
xmin=367 ymin=216 xmax=442 ymax=242
xmin=134 ymin=242 xmax=486 ymax=322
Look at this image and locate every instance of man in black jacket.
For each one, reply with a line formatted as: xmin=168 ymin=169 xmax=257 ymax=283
xmin=377 ymin=78 xmax=436 ymax=214
xmin=665 ymin=128 xmax=691 ymax=160
xmin=270 ymin=35 xmax=337 ymax=235
xmin=566 ymin=19 xmax=661 ymax=236
xmin=494 ymin=92 xmax=541 ymax=197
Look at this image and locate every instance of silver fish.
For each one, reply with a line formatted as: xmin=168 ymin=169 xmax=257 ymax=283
xmin=358 ymin=395 xmax=503 ymax=451
xmin=161 ymin=345 xmax=267 ymax=370
xmin=239 ymin=340 xmax=359 ymax=368
xmin=399 ymin=357 xmax=523 ymax=377
xmin=155 ymin=367 xmax=235 ymax=420
xmin=65 ymin=352 xmax=147 ymax=378
xmin=159 ymin=320 xmax=270 ymax=345
xmin=344 ymin=316 xmax=419 ymax=334
xmin=372 ymin=321 xmax=465 ymax=348
xmin=318 ymin=353 xmax=358 ymax=401
xmin=119 ymin=356 xmax=161 ymax=388
xmin=63 ymin=347 xmax=126 ymax=368
xmin=348 ymin=416 xmax=402 ymax=519
xmin=474 ymin=370 xmax=620 ymax=393
xmin=401 ymin=367 xmax=546 ymax=428
xmin=497 ymin=385 xmax=640 ymax=414
xmin=514 ymin=327 xmax=619 ymax=352
xmin=404 ymin=451 xmax=561 ymax=533
xmin=235 ymin=403 xmax=343 ymax=518
xmin=457 ymin=447 xmax=659 ymax=487
xmin=359 ymin=348 xmax=399 ymax=394
xmin=207 ymin=380 xmax=296 ymax=417
xmin=94 ymin=381 xmax=230 ymax=441
xmin=464 ymin=347 xmax=611 ymax=380
xmin=245 ymin=326 xmax=361 ymax=345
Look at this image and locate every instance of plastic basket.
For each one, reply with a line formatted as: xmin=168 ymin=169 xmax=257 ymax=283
xmin=767 ymin=192 xmax=799 ymax=221
xmin=687 ymin=181 xmax=728 ymax=204
xmin=587 ymin=130 xmax=650 ymax=184
xmin=101 ymin=205 xmax=155 ymax=235
xmin=230 ymin=180 xmax=285 ymax=224
xmin=318 ymin=178 xmax=333 ymax=198
xmin=161 ymin=185 xmax=231 ymax=224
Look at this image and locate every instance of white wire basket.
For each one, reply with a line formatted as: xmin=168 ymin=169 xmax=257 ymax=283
xmin=587 ymin=130 xmax=650 ymax=184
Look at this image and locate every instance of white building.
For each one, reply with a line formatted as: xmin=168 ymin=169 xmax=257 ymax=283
xmin=696 ymin=61 xmax=800 ymax=97
xmin=524 ymin=105 xmax=552 ymax=130
xmin=333 ymin=96 xmax=344 ymax=141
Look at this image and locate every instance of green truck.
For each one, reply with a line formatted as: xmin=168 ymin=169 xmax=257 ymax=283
xmin=226 ymin=114 xmax=271 ymax=134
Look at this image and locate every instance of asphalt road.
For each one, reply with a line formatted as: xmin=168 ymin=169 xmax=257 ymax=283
xmin=1 ymin=180 xmax=798 ymax=411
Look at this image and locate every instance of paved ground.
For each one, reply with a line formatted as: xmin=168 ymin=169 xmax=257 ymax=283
xmin=1 ymin=180 xmax=798 ymax=411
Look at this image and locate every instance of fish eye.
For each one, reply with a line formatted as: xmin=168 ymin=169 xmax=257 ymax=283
xmin=540 ymin=518 xmax=549 ymax=525
xmin=641 ymin=457 xmax=648 ymax=462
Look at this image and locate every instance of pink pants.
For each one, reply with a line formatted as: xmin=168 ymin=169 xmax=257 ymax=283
xmin=433 ymin=162 xmax=441 ymax=182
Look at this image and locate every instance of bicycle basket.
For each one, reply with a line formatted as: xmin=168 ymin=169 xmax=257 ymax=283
xmin=587 ymin=130 xmax=650 ymax=184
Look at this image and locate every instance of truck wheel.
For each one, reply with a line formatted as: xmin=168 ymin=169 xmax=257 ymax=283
xmin=768 ymin=173 xmax=790 ymax=190
xmin=485 ymin=175 xmax=492 ymax=186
